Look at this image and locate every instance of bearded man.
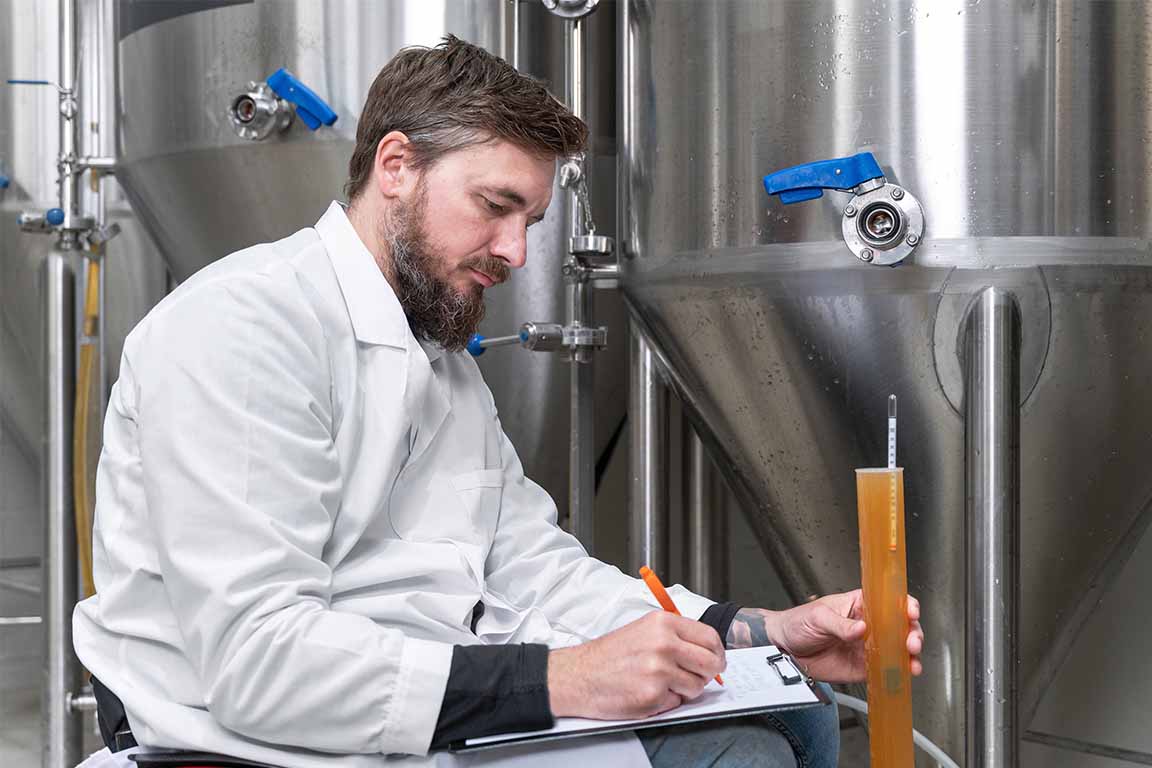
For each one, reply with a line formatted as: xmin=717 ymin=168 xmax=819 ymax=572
xmin=73 ymin=37 xmax=923 ymax=768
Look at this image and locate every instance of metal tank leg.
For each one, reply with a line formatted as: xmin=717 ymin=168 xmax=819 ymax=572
xmin=684 ymin=426 xmax=727 ymax=598
xmin=43 ymin=249 xmax=81 ymax=768
xmin=629 ymin=327 xmax=668 ymax=574
xmin=963 ymin=287 xmax=1021 ymax=768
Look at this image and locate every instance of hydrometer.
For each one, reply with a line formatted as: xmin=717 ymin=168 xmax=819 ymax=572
xmin=855 ymin=394 xmax=914 ymax=768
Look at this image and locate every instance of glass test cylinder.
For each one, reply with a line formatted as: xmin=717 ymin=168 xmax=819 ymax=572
xmin=856 ymin=467 xmax=914 ymax=768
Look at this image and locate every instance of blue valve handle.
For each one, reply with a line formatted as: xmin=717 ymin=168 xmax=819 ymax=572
xmin=6 ymin=79 xmax=54 ymax=86
xmin=467 ymin=334 xmax=486 ymax=357
xmin=763 ymin=152 xmax=884 ymax=204
xmin=266 ymin=69 xmax=337 ymax=131
xmin=46 ymin=208 xmax=65 ymax=226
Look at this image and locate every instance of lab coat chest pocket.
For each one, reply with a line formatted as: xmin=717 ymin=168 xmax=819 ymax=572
xmin=450 ymin=469 xmax=503 ymax=549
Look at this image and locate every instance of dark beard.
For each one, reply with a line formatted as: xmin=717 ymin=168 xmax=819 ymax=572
xmin=383 ymin=192 xmax=487 ymax=353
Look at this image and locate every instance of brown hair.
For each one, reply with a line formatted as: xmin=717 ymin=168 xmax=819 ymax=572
xmin=345 ymin=35 xmax=587 ymax=201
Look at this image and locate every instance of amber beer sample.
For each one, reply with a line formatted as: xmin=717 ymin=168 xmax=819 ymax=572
xmin=856 ymin=467 xmax=914 ymax=768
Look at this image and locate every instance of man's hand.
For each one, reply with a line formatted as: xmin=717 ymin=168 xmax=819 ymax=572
xmin=727 ymin=590 xmax=924 ymax=683
xmin=548 ymin=611 xmax=726 ymax=720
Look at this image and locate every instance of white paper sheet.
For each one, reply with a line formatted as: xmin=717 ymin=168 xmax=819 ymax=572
xmin=448 ymin=733 xmax=651 ymax=767
xmin=463 ymin=646 xmax=820 ymax=749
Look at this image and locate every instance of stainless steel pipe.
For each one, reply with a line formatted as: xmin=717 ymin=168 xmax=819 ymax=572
xmin=964 ymin=287 xmax=1022 ymax=768
xmin=56 ymin=0 xmax=80 ymax=245
xmin=568 ymin=279 xmax=596 ymax=548
xmin=563 ymin=16 xmax=584 ymax=198
xmin=618 ymin=0 xmax=662 ymax=577
xmin=561 ymin=13 xmax=596 ymax=550
xmin=628 ymin=327 xmax=668 ymax=574
xmin=684 ymin=427 xmax=726 ymax=598
xmin=43 ymin=248 xmax=80 ymax=768
xmin=505 ymin=0 xmax=520 ymax=71
xmin=45 ymin=1 xmax=87 ymax=765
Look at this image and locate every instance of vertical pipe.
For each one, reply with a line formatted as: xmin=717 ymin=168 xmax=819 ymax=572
xmin=511 ymin=0 xmax=520 ymax=72
xmin=963 ymin=287 xmax=1021 ymax=768
xmin=618 ymin=0 xmax=667 ymax=577
xmin=43 ymin=249 xmax=80 ymax=768
xmin=85 ymin=0 xmax=115 ymax=409
xmin=57 ymin=0 xmax=79 ymax=241
xmin=565 ymin=15 xmax=585 ymax=240
xmin=685 ymin=426 xmax=726 ymax=598
xmin=569 ymin=282 xmax=595 ymax=549
xmin=565 ymin=15 xmax=585 ymax=161
xmin=46 ymin=0 xmax=85 ymax=764
xmin=616 ymin=0 xmax=634 ymax=263
xmin=504 ymin=0 xmax=521 ymax=72
xmin=628 ymin=327 xmax=668 ymax=574
xmin=562 ymin=13 xmax=595 ymax=550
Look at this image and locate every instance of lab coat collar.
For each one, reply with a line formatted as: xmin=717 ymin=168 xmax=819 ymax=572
xmin=418 ymin=338 xmax=444 ymax=363
xmin=315 ymin=201 xmax=411 ymax=349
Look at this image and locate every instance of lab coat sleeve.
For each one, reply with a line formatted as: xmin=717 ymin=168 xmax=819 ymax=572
xmin=133 ymin=275 xmax=451 ymax=756
xmin=482 ymin=409 xmax=714 ymax=642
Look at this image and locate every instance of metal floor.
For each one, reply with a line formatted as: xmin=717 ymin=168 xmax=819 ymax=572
xmin=0 ymin=685 xmax=40 ymax=766
xmin=0 ymin=564 xmax=47 ymax=766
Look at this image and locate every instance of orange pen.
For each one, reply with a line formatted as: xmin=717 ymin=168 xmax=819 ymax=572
xmin=639 ymin=565 xmax=724 ymax=686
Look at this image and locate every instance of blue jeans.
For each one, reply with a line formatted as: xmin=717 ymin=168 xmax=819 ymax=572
xmin=638 ymin=683 xmax=839 ymax=768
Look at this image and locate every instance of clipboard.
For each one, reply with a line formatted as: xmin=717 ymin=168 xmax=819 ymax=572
xmin=451 ymin=646 xmax=829 ymax=753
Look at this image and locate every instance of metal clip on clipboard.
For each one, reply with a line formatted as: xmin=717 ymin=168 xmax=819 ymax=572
xmin=766 ymin=651 xmax=804 ymax=685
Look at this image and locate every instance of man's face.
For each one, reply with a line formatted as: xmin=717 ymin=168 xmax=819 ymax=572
xmin=382 ymin=139 xmax=554 ymax=351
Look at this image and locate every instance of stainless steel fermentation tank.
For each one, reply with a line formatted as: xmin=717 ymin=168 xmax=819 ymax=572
xmin=114 ymin=1 xmax=627 ymax=525
xmin=621 ymin=1 xmax=1152 ymax=765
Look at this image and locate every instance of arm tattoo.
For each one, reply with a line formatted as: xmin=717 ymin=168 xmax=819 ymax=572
xmin=727 ymin=608 xmax=773 ymax=649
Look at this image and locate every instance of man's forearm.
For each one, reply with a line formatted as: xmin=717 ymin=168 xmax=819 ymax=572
xmin=726 ymin=607 xmax=783 ymax=649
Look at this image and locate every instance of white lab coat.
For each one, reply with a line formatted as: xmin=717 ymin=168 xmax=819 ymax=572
xmin=73 ymin=202 xmax=712 ymax=768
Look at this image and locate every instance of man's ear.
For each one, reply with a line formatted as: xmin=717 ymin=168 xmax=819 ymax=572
xmin=373 ymin=130 xmax=415 ymax=200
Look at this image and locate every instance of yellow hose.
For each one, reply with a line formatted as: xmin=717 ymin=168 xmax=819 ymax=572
xmin=73 ymin=255 xmax=100 ymax=599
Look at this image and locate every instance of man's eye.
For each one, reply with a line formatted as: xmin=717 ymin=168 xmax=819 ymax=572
xmin=483 ymin=197 xmax=505 ymax=214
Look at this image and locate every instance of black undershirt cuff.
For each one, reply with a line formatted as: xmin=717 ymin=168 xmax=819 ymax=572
xmin=430 ymin=602 xmax=744 ymax=748
xmin=430 ymin=643 xmax=553 ymax=749
xmin=698 ymin=601 xmax=743 ymax=648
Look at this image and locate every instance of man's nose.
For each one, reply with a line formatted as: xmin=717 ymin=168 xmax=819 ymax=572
xmin=490 ymin=218 xmax=528 ymax=270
